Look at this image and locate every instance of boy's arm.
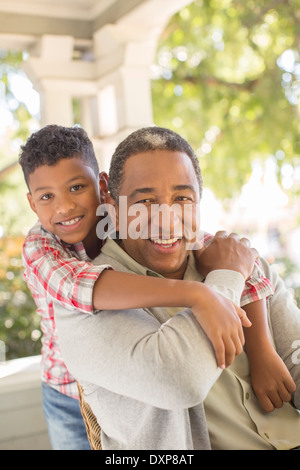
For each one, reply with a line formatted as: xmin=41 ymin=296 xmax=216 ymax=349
xmin=55 ymin=270 xmax=249 ymax=410
xmin=23 ymin=230 xmax=108 ymax=314
xmin=194 ymin=231 xmax=296 ymax=411
xmin=94 ymin=269 xmax=251 ymax=369
xmin=24 ymin=226 xmax=252 ymax=368
xmin=243 ymin=300 xmax=296 ymax=412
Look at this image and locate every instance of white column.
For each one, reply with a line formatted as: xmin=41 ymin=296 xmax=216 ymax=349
xmin=20 ymin=0 xmax=194 ymax=169
xmin=22 ymin=35 xmax=76 ymax=126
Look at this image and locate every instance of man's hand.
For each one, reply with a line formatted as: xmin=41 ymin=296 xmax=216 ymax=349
xmin=195 ymin=231 xmax=259 ymax=280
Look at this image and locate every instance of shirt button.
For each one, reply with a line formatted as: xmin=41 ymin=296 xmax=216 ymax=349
xmin=264 ymin=432 xmax=270 ymax=439
xmin=245 ymin=392 xmax=250 ymax=399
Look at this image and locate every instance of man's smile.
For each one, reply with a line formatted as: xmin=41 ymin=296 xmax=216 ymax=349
xmin=148 ymin=237 xmax=182 ymax=253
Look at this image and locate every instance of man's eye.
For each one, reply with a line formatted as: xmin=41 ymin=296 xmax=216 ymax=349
xmin=40 ymin=194 xmax=53 ymax=201
xmin=176 ymin=196 xmax=191 ymax=202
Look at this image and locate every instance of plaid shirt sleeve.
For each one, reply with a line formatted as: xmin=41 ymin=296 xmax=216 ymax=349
xmin=22 ymin=225 xmax=111 ymax=314
xmin=202 ymin=232 xmax=274 ymax=307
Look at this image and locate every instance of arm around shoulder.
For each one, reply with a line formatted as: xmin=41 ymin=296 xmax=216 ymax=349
xmin=23 ymin=227 xmax=109 ymax=313
xmin=54 ymin=301 xmax=222 ymax=410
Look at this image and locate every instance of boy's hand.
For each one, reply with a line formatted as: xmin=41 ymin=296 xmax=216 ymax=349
xmin=195 ymin=231 xmax=258 ymax=280
xmin=189 ymin=283 xmax=251 ymax=369
xmin=248 ymin=343 xmax=296 ymax=412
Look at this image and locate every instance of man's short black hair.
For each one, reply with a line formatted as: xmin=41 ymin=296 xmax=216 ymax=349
xmin=19 ymin=124 xmax=99 ymax=190
xmin=108 ymin=126 xmax=203 ymax=202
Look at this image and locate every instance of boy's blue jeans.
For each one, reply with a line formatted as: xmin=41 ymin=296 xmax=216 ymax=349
xmin=42 ymin=382 xmax=91 ymax=450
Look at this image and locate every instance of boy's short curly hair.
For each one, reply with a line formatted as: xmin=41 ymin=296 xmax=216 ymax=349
xmin=108 ymin=126 xmax=203 ymax=202
xmin=19 ymin=124 xmax=99 ymax=189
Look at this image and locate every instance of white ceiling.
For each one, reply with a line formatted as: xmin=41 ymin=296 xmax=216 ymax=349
xmin=0 ymin=0 xmax=117 ymax=21
xmin=0 ymin=0 xmax=149 ymax=43
xmin=0 ymin=0 xmax=192 ymax=48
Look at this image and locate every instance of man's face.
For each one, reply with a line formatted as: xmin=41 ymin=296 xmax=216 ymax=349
xmin=113 ymin=150 xmax=201 ymax=279
xmin=27 ymin=157 xmax=102 ymax=253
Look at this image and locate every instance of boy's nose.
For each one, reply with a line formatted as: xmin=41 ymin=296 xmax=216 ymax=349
xmin=55 ymin=195 xmax=76 ymax=214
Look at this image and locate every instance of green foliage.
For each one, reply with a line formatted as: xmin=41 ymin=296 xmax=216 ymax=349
xmin=0 ymin=50 xmax=40 ymax=360
xmin=0 ymin=237 xmax=42 ymax=360
xmin=152 ymin=0 xmax=300 ymax=199
xmin=1 ymin=3 xmax=300 ymax=360
xmin=0 ymin=49 xmax=33 ymax=142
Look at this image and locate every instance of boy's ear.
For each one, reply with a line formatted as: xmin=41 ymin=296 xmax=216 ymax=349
xmin=27 ymin=193 xmax=37 ymax=214
xmin=106 ymin=192 xmax=120 ymax=232
xmin=99 ymin=172 xmax=109 ymax=204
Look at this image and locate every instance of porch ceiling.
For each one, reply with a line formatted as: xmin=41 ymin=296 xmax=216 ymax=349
xmin=0 ymin=0 xmax=148 ymax=40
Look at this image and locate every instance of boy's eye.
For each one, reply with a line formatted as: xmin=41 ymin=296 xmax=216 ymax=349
xmin=40 ymin=193 xmax=53 ymax=201
xmin=70 ymin=184 xmax=84 ymax=192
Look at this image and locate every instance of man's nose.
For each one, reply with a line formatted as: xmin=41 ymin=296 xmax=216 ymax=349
xmin=150 ymin=203 xmax=183 ymax=238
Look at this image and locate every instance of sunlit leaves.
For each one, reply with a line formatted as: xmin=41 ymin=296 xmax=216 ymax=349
xmin=152 ymin=0 xmax=300 ymax=198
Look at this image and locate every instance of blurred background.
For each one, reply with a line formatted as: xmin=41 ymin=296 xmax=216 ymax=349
xmin=0 ymin=0 xmax=300 ymax=362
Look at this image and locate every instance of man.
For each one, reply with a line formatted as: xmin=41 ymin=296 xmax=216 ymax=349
xmin=54 ymin=127 xmax=300 ymax=450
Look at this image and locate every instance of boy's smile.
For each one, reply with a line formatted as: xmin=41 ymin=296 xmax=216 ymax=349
xmin=27 ymin=157 xmax=102 ymax=255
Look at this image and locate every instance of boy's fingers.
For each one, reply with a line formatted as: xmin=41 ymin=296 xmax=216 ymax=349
xmin=285 ymin=377 xmax=296 ymax=393
xmin=212 ymin=339 xmax=226 ymax=370
xmin=258 ymin=395 xmax=275 ymax=413
xmin=278 ymin=387 xmax=292 ymax=403
xmin=224 ymin=337 xmax=237 ymax=368
xmin=235 ymin=306 xmax=252 ymax=328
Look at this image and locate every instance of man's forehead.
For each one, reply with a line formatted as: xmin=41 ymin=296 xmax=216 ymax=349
xmin=124 ymin=150 xmax=196 ymax=177
xmin=120 ymin=151 xmax=199 ymax=198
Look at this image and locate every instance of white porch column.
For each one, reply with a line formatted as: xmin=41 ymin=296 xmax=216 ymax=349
xmin=23 ymin=35 xmax=76 ymax=126
xmin=91 ymin=0 xmax=193 ymax=170
xmin=21 ymin=0 xmax=193 ymax=170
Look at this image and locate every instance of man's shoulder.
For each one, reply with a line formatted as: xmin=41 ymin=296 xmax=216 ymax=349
xmin=94 ymin=250 xmax=130 ymax=274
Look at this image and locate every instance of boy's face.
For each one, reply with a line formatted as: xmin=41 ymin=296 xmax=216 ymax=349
xmin=27 ymin=157 xmax=103 ymax=250
xmin=111 ymin=150 xmax=201 ymax=280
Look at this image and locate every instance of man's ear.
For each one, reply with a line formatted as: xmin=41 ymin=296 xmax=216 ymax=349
xmin=99 ymin=172 xmax=109 ymax=204
xmin=27 ymin=193 xmax=37 ymax=214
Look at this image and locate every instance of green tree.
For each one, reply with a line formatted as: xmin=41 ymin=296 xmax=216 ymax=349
xmin=0 ymin=49 xmax=41 ymax=359
xmin=0 ymin=237 xmax=41 ymax=360
xmin=152 ymin=0 xmax=300 ymax=199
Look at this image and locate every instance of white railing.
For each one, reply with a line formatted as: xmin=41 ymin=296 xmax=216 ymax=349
xmin=0 ymin=355 xmax=51 ymax=450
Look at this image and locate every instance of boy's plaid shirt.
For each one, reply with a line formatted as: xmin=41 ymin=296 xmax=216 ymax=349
xmin=201 ymin=232 xmax=274 ymax=307
xmin=22 ymin=223 xmax=274 ymax=399
xmin=22 ymin=222 xmax=110 ymax=398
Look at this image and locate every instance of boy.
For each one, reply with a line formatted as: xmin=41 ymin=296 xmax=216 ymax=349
xmin=18 ymin=125 xmax=291 ymax=449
